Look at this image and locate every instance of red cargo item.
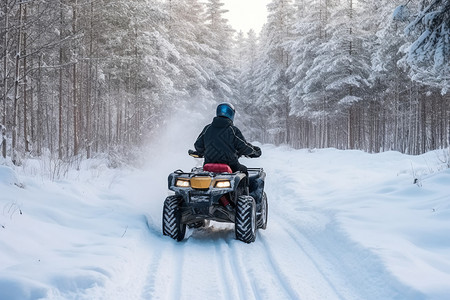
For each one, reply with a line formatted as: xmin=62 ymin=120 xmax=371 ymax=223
xmin=203 ymin=163 xmax=232 ymax=173
xmin=219 ymin=195 xmax=230 ymax=206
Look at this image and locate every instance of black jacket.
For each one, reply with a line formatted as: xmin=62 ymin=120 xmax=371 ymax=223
xmin=194 ymin=117 xmax=261 ymax=167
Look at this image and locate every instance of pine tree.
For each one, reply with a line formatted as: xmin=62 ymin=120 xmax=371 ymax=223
xmin=400 ymin=0 xmax=450 ymax=93
xmin=165 ymin=0 xmax=214 ymax=102
xmin=235 ymin=29 xmax=266 ymax=141
xmin=202 ymin=0 xmax=236 ymax=102
xmin=258 ymin=0 xmax=295 ymax=144
xmin=302 ymin=0 xmax=371 ymax=149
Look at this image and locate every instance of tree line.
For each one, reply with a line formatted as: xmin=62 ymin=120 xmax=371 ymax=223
xmin=236 ymin=0 xmax=449 ymax=155
xmin=1 ymin=0 xmax=448 ymax=166
xmin=1 ymin=0 xmax=238 ymax=165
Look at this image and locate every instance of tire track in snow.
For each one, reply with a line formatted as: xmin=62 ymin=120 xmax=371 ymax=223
xmin=268 ymin=181 xmax=378 ymax=300
xmin=258 ymin=209 xmax=357 ymax=299
xmin=142 ymin=216 xmax=187 ymax=300
xmin=99 ymin=217 xmax=171 ymax=300
xmin=140 ymin=242 xmax=166 ymax=299
xmin=256 ymin=233 xmax=303 ymax=300
xmin=270 ymin=208 xmax=420 ymax=300
xmin=169 ymin=241 xmax=185 ymax=300
xmin=258 ymin=150 xmax=423 ymax=300
xmin=191 ymin=225 xmax=257 ymax=300
xmin=220 ymin=230 xmax=299 ymax=300
xmin=140 ymin=216 xmax=177 ymax=300
xmin=173 ymin=226 xmax=238 ymax=300
xmin=226 ymin=239 xmax=262 ymax=300
xmin=214 ymin=241 xmax=240 ymax=299
xmin=264 ymin=159 xmax=362 ymax=299
xmin=272 ymin=215 xmax=355 ymax=300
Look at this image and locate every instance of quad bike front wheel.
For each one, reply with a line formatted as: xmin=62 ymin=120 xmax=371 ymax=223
xmin=235 ymin=195 xmax=257 ymax=243
xmin=257 ymin=192 xmax=268 ymax=230
xmin=162 ymin=195 xmax=186 ymax=241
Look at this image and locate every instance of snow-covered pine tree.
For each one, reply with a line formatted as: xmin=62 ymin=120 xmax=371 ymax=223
xmin=165 ymin=0 xmax=215 ymax=104
xmin=286 ymin=0 xmax=329 ymax=148
xmin=202 ymin=0 xmax=236 ymax=103
xmin=233 ymin=30 xmax=246 ymax=112
xmin=257 ymin=0 xmax=295 ymax=145
xmin=366 ymin=0 xmax=413 ymax=153
xmin=401 ymin=0 xmax=450 ymax=94
xmin=303 ymin=0 xmax=371 ymax=149
xmin=98 ymin=0 xmax=179 ymax=147
xmin=234 ymin=29 xmax=268 ymax=142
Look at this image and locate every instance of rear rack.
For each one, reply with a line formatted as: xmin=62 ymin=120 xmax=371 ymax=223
xmin=174 ymin=167 xmax=263 ymax=176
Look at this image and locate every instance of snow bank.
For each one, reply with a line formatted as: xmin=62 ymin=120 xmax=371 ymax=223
xmin=259 ymin=147 xmax=450 ymax=299
xmin=0 ymin=165 xmax=20 ymax=186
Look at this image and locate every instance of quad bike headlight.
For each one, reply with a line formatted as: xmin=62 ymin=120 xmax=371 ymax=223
xmin=175 ymin=179 xmax=190 ymax=188
xmin=214 ymin=180 xmax=231 ymax=188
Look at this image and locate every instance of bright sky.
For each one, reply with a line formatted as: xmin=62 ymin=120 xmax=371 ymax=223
xmin=222 ymin=0 xmax=271 ymax=34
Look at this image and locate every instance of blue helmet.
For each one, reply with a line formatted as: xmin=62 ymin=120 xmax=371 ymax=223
xmin=216 ymin=102 xmax=235 ymax=121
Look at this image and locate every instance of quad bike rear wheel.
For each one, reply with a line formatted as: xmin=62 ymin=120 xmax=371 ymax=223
xmin=235 ymin=195 xmax=256 ymax=243
xmin=162 ymin=195 xmax=186 ymax=241
xmin=257 ymin=192 xmax=268 ymax=230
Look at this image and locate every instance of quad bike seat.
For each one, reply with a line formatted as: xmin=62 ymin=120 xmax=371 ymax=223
xmin=203 ymin=163 xmax=232 ymax=173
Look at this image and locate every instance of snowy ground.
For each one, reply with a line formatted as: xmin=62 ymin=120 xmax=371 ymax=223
xmin=1 ymin=125 xmax=450 ymax=299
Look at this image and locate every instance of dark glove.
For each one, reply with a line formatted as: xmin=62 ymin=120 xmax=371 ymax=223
xmin=188 ymin=149 xmax=203 ymax=158
xmin=248 ymin=146 xmax=261 ymax=158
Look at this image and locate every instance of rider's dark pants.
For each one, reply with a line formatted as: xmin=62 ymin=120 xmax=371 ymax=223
xmin=229 ymin=162 xmax=248 ymax=176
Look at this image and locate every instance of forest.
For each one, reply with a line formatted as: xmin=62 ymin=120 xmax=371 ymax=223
xmin=0 ymin=0 xmax=449 ymax=165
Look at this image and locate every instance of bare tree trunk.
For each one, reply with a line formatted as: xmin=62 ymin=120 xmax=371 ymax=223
xmin=30 ymin=56 xmax=35 ymax=146
xmin=430 ymin=96 xmax=437 ymax=150
xmin=95 ymin=62 xmax=100 ymax=153
xmin=347 ymin=106 xmax=353 ymax=149
xmin=394 ymin=87 xmax=399 ymax=151
xmin=58 ymin=64 xmax=63 ymax=159
xmin=116 ymin=103 xmax=121 ymax=145
xmin=414 ymin=87 xmax=420 ymax=155
xmin=285 ymin=93 xmax=290 ymax=145
xmin=73 ymin=69 xmax=78 ymax=156
xmin=408 ymin=85 xmax=415 ymax=154
xmin=58 ymin=1 xmax=64 ymax=159
xmin=72 ymin=0 xmax=79 ymax=156
xmin=12 ymin=2 xmax=24 ymax=164
xmin=23 ymin=5 xmax=29 ymax=153
xmin=440 ymin=93 xmax=447 ymax=149
xmin=108 ymin=74 xmax=112 ymax=147
xmin=45 ymin=90 xmax=52 ymax=154
xmin=66 ymin=78 xmax=70 ymax=155
xmin=86 ymin=1 xmax=94 ymax=159
xmin=36 ymin=54 xmax=42 ymax=156
xmin=446 ymin=95 xmax=449 ymax=150
xmin=420 ymin=95 xmax=426 ymax=154
xmin=2 ymin=1 xmax=8 ymax=158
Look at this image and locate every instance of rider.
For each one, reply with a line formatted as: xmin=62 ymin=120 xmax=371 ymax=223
xmin=194 ymin=102 xmax=261 ymax=175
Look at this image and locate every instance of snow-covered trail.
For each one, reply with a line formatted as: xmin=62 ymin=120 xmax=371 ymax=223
xmin=93 ymin=146 xmax=427 ymax=300
xmin=2 ymin=114 xmax=449 ymax=299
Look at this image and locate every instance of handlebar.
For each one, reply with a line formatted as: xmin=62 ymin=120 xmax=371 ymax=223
xmin=189 ymin=147 xmax=260 ymax=159
xmin=188 ymin=149 xmax=203 ymax=158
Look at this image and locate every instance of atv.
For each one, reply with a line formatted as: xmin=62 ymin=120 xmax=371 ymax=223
xmin=162 ymin=150 xmax=268 ymax=243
